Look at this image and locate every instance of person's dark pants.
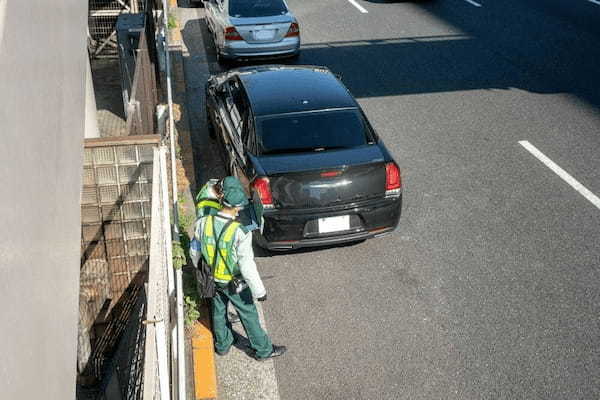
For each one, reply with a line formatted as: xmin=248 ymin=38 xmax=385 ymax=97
xmin=212 ymin=283 xmax=273 ymax=358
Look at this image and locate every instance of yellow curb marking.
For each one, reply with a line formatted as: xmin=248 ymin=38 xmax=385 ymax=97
xmin=192 ymin=316 xmax=218 ymax=400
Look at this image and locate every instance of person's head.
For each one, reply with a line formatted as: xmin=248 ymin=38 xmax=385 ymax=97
xmin=220 ymin=176 xmax=248 ymax=215
xmin=214 ymin=178 xmax=224 ymax=201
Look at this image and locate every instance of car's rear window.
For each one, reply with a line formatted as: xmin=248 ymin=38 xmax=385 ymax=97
xmin=229 ymin=0 xmax=288 ymax=18
xmin=256 ymin=109 xmax=372 ymax=155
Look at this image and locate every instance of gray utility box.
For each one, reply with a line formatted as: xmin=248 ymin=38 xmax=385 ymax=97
xmin=116 ymin=13 xmax=146 ymax=119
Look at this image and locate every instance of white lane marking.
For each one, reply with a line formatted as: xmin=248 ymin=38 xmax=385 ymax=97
xmin=587 ymin=0 xmax=600 ymax=5
xmin=519 ymin=141 xmax=600 ymax=210
xmin=347 ymin=0 xmax=368 ymax=13
xmin=463 ymin=0 xmax=482 ymax=7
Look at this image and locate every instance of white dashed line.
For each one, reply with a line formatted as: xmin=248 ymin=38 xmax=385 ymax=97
xmin=587 ymin=0 xmax=600 ymax=5
xmin=519 ymin=141 xmax=600 ymax=210
xmin=463 ymin=0 xmax=482 ymax=7
xmin=347 ymin=0 xmax=368 ymax=13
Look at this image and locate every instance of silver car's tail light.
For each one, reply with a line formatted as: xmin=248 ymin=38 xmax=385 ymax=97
xmin=285 ymin=22 xmax=300 ymax=38
xmin=224 ymin=26 xmax=243 ymax=41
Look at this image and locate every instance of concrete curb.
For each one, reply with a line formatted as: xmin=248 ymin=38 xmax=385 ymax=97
xmin=167 ymin=2 xmax=219 ymax=399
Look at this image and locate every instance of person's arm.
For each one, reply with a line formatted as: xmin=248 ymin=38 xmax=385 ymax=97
xmin=236 ymin=230 xmax=266 ymax=299
xmin=189 ymin=219 xmax=203 ymax=269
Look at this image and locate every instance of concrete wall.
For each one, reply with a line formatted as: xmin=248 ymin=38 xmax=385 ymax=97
xmin=0 ymin=1 xmax=87 ymax=398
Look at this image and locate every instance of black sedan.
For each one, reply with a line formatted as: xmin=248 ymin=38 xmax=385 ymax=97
xmin=205 ymin=65 xmax=402 ymax=250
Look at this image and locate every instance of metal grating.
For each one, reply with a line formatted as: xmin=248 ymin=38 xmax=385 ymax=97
xmin=117 ymin=145 xmax=138 ymax=164
xmin=81 ymin=139 xmax=158 ymax=316
xmin=82 ymin=187 xmax=99 ymax=205
xmin=88 ymin=0 xmax=145 ymax=58
xmin=99 ymin=185 xmax=120 ymax=203
xmin=88 ymin=0 xmax=161 ymax=58
xmin=93 ymin=147 xmax=115 ymax=165
xmin=83 ymin=168 xmax=95 ymax=186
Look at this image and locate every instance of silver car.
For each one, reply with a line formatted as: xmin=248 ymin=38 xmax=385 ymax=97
xmin=204 ymin=0 xmax=300 ymax=62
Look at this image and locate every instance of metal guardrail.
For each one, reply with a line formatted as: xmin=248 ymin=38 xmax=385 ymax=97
xmin=143 ymin=146 xmax=176 ymax=400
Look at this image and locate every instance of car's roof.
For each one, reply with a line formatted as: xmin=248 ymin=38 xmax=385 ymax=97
xmin=234 ymin=66 xmax=358 ymax=117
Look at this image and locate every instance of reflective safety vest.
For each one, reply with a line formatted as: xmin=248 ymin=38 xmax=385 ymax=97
xmin=196 ymin=180 xmax=223 ymax=218
xmin=200 ymin=215 xmax=241 ymax=282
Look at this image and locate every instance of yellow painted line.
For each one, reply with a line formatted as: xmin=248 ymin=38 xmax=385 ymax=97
xmin=192 ymin=312 xmax=218 ymax=400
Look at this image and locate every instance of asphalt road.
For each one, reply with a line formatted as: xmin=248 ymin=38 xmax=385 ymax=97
xmin=180 ymin=0 xmax=600 ymax=398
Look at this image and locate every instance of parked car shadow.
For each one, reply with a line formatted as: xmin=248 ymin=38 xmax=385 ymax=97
xmin=177 ymin=0 xmax=205 ymax=8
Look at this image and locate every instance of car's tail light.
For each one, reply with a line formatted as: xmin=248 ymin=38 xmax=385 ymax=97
xmin=320 ymin=171 xmax=341 ymax=178
xmin=285 ymin=22 xmax=299 ymax=37
xmin=251 ymin=177 xmax=274 ymax=208
xmin=385 ymin=162 xmax=401 ymax=196
xmin=224 ymin=26 xmax=243 ymax=41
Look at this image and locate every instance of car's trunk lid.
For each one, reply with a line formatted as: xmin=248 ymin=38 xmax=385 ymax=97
xmin=255 ymin=145 xmax=387 ymax=209
xmin=230 ymin=15 xmax=292 ymax=44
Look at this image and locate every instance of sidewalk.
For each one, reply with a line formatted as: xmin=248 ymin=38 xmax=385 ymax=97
xmin=171 ymin=1 xmax=281 ymax=399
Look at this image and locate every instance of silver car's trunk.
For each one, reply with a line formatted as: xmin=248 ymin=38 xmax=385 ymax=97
xmin=230 ymin=16 xmax=292 ymax=44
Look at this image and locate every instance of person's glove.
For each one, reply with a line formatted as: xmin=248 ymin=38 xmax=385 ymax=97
xmin=257 ymin=294 xmax=267 ymax=302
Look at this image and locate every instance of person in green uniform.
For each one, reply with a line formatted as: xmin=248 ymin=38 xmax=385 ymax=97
xmin=195 ymin=178 xmax=223 ymax=218
xmin=190 ymin=177 xmax=286 ymax=360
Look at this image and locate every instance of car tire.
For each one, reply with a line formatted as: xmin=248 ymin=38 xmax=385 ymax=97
xmin=252 ymin=235 xmax=273 ymax=257
xmin=287 ymin=52 xmax=300 ymax=63
xmin=216 ymin=52 xmax=229 ymax=68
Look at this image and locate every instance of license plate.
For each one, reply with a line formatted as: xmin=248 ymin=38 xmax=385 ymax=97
xmin=254 ymin=29 xmax=275 ymax=40
xmin=318 ymin=215 xmax=350 ymax=234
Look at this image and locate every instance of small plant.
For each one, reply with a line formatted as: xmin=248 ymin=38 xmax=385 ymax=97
xmin=177 ymin=196 xmax=195 ymax=232
xmin=183 ymin=262 xmax=201 ymax=326
xmin=173 ymin=196 xmax=202 ymax=326
xmin=172 ymin=240 xmax=186 ymax=269
xmin=168 ymin=14 xmax=177 ymax=30
xmin=184 ymin=295 xmax=200 ymax=326
xmin=179 ymin=211 xmax=195 ymax=233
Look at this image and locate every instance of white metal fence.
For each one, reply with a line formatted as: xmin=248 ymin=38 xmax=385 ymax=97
xmin=143 ymin=146 xmax=182 ymax=400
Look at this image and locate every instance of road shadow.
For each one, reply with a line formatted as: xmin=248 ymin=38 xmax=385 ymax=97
xmin=413 ymin=0 xmax=600 ymax=109
xmin=177 ymin=0 xmax=205 ymax=8
xmin=253 ymin=237 xmax=366 ymax=258
xmin=296 ymin=34 xmax=552 ymax=99
xmin=182 ymin=22 xmax=591 ymax=105
xmin=181 ymin=16 xmax=228 ymax=194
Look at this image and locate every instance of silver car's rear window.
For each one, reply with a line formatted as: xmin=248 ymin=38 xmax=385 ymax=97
xmin=229 ymin=0 xmax=287 ymax=18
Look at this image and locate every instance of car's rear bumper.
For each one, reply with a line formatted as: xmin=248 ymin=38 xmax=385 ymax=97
xmin=254 ymin=194 xmax=402 ymax=251
xmin=221 ymin=37 xmax=300 ymax=60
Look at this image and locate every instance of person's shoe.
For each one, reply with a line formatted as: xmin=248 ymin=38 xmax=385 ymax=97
xmin=253 ymin=345 xmax=287 ymax=361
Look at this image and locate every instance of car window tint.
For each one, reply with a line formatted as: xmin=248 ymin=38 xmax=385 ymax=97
xmin=256 ymin=109 xmax=369 ymax=154
xmin=225 ymin=81 xmax=247 ymax=135
xmin=229 ymin=0 xmax=287 ymax=18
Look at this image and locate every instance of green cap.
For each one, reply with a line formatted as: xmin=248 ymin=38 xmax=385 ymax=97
xmin=221 ymin=176 xmax=249 ymax=207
